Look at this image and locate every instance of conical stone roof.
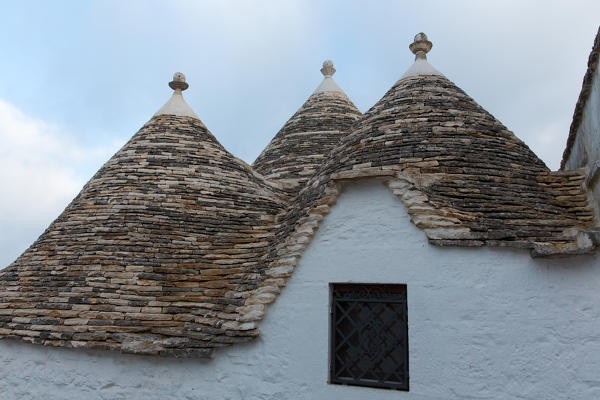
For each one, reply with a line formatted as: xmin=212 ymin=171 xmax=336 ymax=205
xmin=328 ymin=76 xmax=594 ymax=247
xmin=0 ymin=74 xmax=287 ymax=357
xmin=1 ymin=36 xmax=598 ymax=360
xmin=253 ymin=60 xmax=361 ymax=194
xmin=270 ymin=34 xmax=596 ymax=267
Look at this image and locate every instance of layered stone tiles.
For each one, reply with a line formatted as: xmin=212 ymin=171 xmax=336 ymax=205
xmin=253 ymin=61 xmax=361 ymax=195
xmin=273 ymin=74 xmax=596 ymax=267
xmin=1 ymin=35 xmax=598 ymax=357
xmin=0 ymin=114 xmax=288 ymax=357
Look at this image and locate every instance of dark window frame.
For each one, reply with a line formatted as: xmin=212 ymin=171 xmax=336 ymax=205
xmin=328 ymin=282 xmax=409 ymax=391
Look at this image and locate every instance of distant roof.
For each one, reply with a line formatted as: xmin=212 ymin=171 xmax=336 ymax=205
xmin=1 ymin=33 xmax=598 ymax=358
xmin=561 ymin=26 xmax=600 ymax=169
xmin=253 ymin=60 xmax=361 ymax=195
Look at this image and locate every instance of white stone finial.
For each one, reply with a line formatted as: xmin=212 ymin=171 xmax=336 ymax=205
xmin=169 ymin=72 xmax=189 ymax=91
xmin=409 ymin=32 xmax=433 ymax=60
xmin=320 ymin=60 xmax=336 ymax=77
xmin=154 ymin=72 xmax=198 ymax=118
xmin=399 ymin=33 xmax=444 ymax=80
xmin=313 ymin=60 xmax=345 ymax=94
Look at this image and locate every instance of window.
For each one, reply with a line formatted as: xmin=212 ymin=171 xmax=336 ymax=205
xmin=329 ymin=283 xmax=409 ymax=391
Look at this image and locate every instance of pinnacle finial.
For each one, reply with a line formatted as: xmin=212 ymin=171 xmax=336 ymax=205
xmin=409 ymin=33 xmax=432 ymax=60
xmin=320 ymin=60 xmax=336 ymax=77
xmin=169 ymin=72 xmax=189 ymax=91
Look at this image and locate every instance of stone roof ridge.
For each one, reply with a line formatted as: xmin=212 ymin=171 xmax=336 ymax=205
xmin=313 ymin=60 xmax=345 ymax=94
xmin=400 ymin=32 xmax=445 ymax=80
xmin=253 ymin=60 xmax=361 ymax=195
xmin=233 ymin=152 xmax=290 ymax=195
xmin=154 ymin=72 xmax=199 ymax=119
xmin=561 ymin=26 xmax=600 ymax=169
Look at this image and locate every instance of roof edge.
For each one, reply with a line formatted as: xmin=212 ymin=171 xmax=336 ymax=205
xmin=398 ymin=58 xmax=445 ymax=81
xmin=313 ymin=76 xmax=344 ymax=94
xmin=154 ymin=90 xmax=199 ymax=119
xmin=561 ymin=26 xmax=600 ymax=169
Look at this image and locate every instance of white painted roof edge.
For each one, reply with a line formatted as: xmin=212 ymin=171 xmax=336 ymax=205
xmin=399 ymin=58 xmax=445 ymax=80
xmin=154 ymin=90 xmax=199 ymax=119
xmin=313 ymin=76 xmax=344 ymax=94
xmin=398 ymin=32 xmax=445 ymax=81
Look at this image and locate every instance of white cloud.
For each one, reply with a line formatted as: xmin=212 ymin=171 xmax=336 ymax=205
xmin=0 ymin=100 xmax=122 ymax=267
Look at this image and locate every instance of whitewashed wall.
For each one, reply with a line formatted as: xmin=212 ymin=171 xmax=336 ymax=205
xmin=564 ymin=62 xmax=600 ymax=213
xmin=2 ymin=180 xmax=600 ymax=400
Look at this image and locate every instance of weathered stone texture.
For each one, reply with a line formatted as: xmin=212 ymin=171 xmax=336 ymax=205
xmin=253 ymin=91 xmax=361 ymax=194
xmin=0 ymin=68 xmax=597 ymax=359
xmin=273 ymin=75 xmax=595 ymax=259
xmin=0 ymin=115 xmax=287 ymax=357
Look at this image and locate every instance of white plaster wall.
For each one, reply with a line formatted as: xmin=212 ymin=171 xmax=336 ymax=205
xmin=564 ymin=64 xmax=600 ymax=212
xmin=2 ymin=180 xmax=600 ymax=399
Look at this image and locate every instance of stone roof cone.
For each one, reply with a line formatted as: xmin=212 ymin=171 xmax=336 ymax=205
xmin=333 ymin=32 xmax=549 ymax=176
xmin=0 ymin=35 xmax=597 ymax=361
xmin=0 ymin=73 xmax=288 ymax=357
xmin=253 ymin=60 xmax=361 ymax=194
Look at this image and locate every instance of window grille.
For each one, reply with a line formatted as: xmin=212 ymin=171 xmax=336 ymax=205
xmin=329 ymin=283 xmax=408 ymax=391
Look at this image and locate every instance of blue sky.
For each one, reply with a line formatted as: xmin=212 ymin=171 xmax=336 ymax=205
xmin=1 ymin=0 xmax=599 ymax=267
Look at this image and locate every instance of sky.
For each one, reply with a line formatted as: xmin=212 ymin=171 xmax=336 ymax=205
xmin=0 ymin=0 xmax=599 ymax=267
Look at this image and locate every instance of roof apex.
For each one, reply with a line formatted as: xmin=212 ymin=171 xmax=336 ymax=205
xmin=400 ymin=32 xmax=445 ymax=79
xmin=253 ymin=59 xmax=361 ymax=194
xmin=313 ymin=60 xmax=345 ymax=94
xmin=154 ymin=72 xmax=199 ymax=119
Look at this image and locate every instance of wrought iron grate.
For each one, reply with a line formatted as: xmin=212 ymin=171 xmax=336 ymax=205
xmin=329 ymin=283 xmax=408 ymax=391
